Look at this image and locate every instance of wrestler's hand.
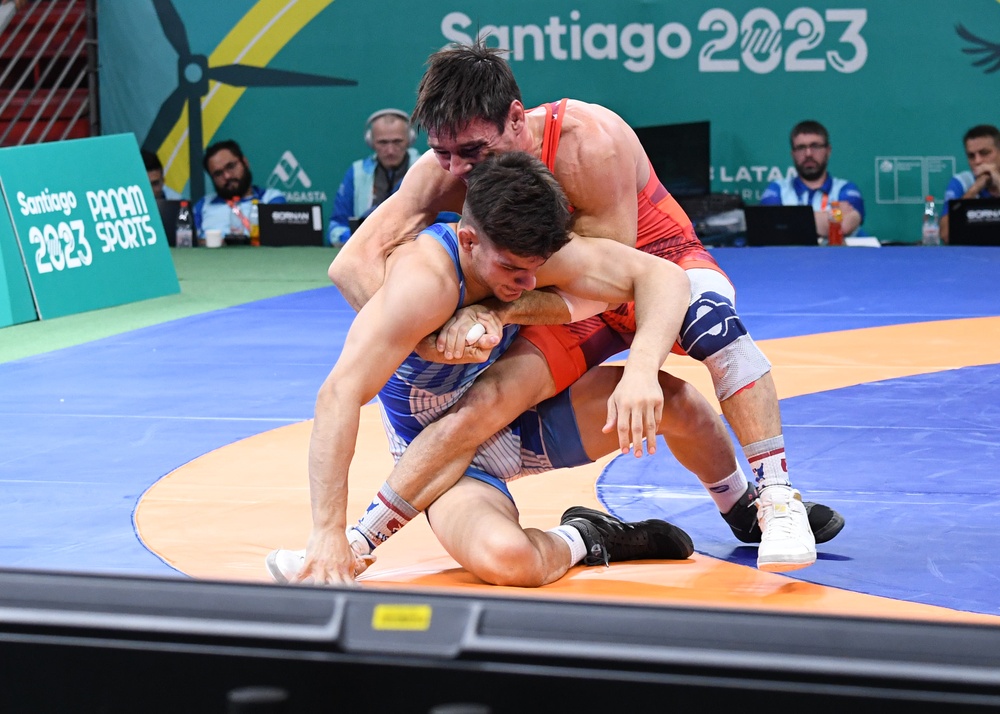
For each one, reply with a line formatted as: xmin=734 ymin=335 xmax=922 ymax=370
xmin=297 ymin=529 xmax=360 ymax=587
xmin=603 ymin=370 xmax=664 ymax=457
xmin=413 ymin=332 xmax=495 ymax=364
xmin=436 ymin=304 xmax=503 ymax=360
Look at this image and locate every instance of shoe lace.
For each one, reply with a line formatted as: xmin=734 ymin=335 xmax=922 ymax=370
xmin=759 ymin=494 xmax=798 ymax=540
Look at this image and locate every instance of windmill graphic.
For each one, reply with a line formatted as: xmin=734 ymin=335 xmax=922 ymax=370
xmin=956 ymin=24 xmax=1000 ymax=73
xmin=142 ymin=0 xmax=357 ymax=204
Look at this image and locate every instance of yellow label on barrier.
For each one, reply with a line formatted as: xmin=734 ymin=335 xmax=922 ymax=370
xmin=371 ymin=604 xmax=433 ymax=631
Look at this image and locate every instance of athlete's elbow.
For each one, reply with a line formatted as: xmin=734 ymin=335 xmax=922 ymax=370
xmin=328 ymin=248 xmax=353 ymax=288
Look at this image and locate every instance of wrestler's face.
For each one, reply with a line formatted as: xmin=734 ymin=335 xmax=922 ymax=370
xmin=467 ymin=232 xmax=546 ymax=302
xmin=427 ymin=117 xmax=517 ymax=183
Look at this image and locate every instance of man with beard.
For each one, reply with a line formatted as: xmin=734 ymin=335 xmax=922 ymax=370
xmin=193 ymin=139 xmax=286 ymax=241
xmin=760 ymin=120 xmax=865 ymax=239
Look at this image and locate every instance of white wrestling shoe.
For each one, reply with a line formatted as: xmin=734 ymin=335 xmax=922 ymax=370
xmin=756 ymin=485 xmax=817 ymax=572
xmin=265 ymin=548 xmax=305 ymax=584
xmin=265 ymin=531 xmax=377 ymax=584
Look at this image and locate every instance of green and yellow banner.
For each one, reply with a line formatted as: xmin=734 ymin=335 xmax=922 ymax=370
xmin=99 ymin=0 xmax=1000 ymax=245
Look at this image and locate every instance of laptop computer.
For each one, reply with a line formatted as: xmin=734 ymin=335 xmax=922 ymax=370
xmin=743 ymin=205 xmax=818 ymax=246
xmin=258 ymin=203 xmax=325 ymax=246
xmin=947 ymin=197 xmax=1000 ymax=246
xmin=155 ymin=198 xmax=182 ymax=247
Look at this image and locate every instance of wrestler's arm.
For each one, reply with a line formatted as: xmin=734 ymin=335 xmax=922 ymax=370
xmin=328 ymin=151 xmax=467 ymax=312
xmin=538 ymin=237 xmax=690 ymax=455
xmin=301 ymin=242 xmax=459 ymax=585
xmin=435 ymin=106 xmax=640 ymax=356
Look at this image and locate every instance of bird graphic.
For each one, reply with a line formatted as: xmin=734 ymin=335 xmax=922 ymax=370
xmin=142 ymin=0 xmax=357 ymax=204
xmin=956 ymin=23 xmax=1000 ymax=74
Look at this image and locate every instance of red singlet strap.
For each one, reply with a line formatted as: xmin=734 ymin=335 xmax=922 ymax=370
xmin=540 ymin=98 xmax=568 ymax=172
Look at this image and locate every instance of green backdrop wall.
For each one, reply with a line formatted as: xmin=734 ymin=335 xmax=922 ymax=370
xmin=98 ymin=0 xmax=1000 ymax=245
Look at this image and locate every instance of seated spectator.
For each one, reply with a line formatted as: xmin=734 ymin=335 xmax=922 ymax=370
xmin=760 ymin=120 xmax=865 ymax=238
xmin=940 ymin=124 xmax=1000 ymax=243
xmin=141 ymin=149 xmax=183 ymax=200
xmin=327 ymin=109 xmax=421 ymax=245
xmin=194 ymin=139 xmax=285 ymax=239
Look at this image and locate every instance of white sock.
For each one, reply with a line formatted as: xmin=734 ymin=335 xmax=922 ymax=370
xmin=548 ymin=525 xmax=588 ymax=564
xmin=704 ymin=467 xmax=750 ymax=514
xmin=744 ymin=436 xmax=792 ymax=491
xmin=354 ymin=482 xmax=419 ymax=549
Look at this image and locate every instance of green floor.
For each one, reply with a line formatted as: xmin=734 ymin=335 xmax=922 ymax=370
xmin=1 ymin=247 xmax=338 ymax=364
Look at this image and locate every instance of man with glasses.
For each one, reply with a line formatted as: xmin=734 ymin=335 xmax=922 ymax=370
xmin=194 ymin=139 xmax=286 ymax=242
xmin=760 ymin=120 xmax=866 ymax=239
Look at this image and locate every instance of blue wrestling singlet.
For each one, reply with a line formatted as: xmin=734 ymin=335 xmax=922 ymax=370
xmin=376 ymin=223 xmax=591 ymax=499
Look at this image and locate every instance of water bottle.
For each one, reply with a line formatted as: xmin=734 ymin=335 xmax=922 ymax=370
xmin=249 ymin=198 xmax=260 ymax=247
xmin=175 ymin=200 xmax=193 ymax=248
xmin=229 ymin=201 xmax=247 ymax=243
xmin=828 ymin=201 xmax=844 ymax=246
xmin=921 ymin=195 xmax=941 ymax=246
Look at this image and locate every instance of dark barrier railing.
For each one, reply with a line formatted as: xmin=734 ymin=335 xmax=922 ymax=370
xmin=0 ymin=0 xmax=96 ymax=146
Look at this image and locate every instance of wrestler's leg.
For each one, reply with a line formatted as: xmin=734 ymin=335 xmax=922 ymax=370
xmin=350 ymin=317 xmax=621 ymax=554
xmin=426 ymin=477 xmax=575 ymax=587
xmin=346 ymin=337 xmax=558 ymax=558
xmin=681 ymin=267 xmax=824 ymax=570
xmin=570 ymin=366 xmax=736 ymax=486
xmin=386 ymin=339 xmax=554 ymax=510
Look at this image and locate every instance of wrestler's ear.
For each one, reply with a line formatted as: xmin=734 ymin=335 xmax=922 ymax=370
xmin=457 ymin=223 xmax=479 ymax=253
xmin=507 ymin=101 xmax=524 ymax=132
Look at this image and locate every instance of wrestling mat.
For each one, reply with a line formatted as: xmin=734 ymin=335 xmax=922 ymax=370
xmin=2 ymin=247 xmax=998 ymax=626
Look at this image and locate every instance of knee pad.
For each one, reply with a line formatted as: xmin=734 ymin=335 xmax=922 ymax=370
xmin=679 ymin=292 xmax=771 ymax=401
xmin=703 ymin=338 xmax=772 ymax=401
xmin=679 ymin=292 xmax=747 ymax=360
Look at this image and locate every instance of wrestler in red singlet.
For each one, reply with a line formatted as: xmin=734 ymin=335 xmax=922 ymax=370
xmin=520 ymin=99 xmax=727 ymax=391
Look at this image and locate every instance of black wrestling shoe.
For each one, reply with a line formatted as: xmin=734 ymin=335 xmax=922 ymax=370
xmin=561 ymin=506 xmax=694 ymax=566
xmin=721 ymin=483 xmax=845 ymax=545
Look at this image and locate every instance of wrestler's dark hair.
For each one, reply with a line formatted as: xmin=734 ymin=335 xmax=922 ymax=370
xmin=462 ymin=152 xmax=571 ymax=259
xmin=789 ymin=120 xmax=829 ymax=147
xmin=963 ymin=124 xmax=1000 ymax=150
xmin=413 ymin=39 xmax=522 ymax=139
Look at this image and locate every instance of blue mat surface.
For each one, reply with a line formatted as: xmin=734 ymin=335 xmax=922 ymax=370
xmin=1 ymin=246 xmax=998 ymax=615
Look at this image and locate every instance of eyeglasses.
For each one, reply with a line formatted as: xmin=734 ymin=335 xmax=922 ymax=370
xmin=210 ymin=160 xmax=242 ymax=180
xmin=792 ymin=142 xmax=828 ymax=154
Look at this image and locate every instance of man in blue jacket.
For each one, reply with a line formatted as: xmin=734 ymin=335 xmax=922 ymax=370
xmin=327 ymin=109 xmax=422 ymax=245
xmin=760 ymin=120 xmax=866 ymax=239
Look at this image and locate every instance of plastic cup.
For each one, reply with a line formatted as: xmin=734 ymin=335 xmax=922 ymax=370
xmin=204 ymin=229 xmax=224 ymax=248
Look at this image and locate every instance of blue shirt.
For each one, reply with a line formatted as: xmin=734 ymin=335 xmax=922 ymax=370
xmin=760 ymin=174 xmax=866 ymax=236
xmin=193 ymin=186 xmax=286 ymax=237
xmin=941 ymin=171 xmax=995 ymax=216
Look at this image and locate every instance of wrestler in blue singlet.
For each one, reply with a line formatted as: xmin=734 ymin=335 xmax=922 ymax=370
xmin=377 ymin=223 xmax=589 ymax=500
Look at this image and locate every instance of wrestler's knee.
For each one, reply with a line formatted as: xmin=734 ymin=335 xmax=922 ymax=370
xmin=439 ymin=378 xmax=510 ymax=443
xmin=657 ymin=373 xmax=705 ymax=434
xmin=466 ymin=533 xmax=543 ymax=587
xmin=679 ymin=291 xmax=771 ymax=401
